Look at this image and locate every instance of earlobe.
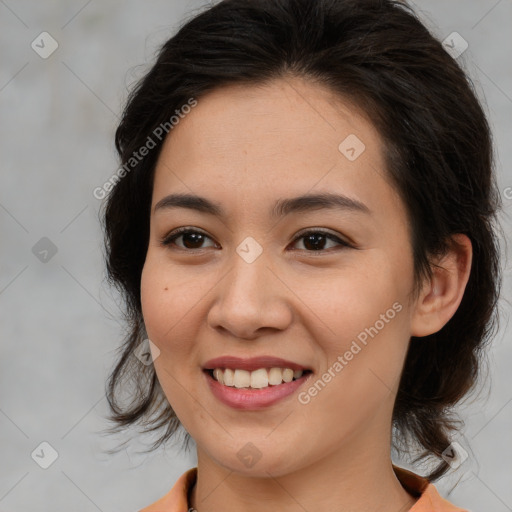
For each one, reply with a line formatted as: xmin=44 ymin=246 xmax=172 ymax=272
xmin=410 ymin=234 xmax=472 ymax=337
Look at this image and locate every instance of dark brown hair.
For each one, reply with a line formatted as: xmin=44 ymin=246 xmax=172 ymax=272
xmin=100 ymin=0 xmax=502 ymax=480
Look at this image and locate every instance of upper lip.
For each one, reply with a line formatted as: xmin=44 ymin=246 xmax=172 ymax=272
xmin=203 ymin=356 xmax=311 ymax=372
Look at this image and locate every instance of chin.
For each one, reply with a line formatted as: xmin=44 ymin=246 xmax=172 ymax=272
xmin=203 ymin=440 xmax=305 ymax=478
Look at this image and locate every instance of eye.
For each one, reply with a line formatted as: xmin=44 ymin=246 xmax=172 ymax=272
xmin=160 ymin=227 xmax=218 ymax=250
xmin=290 ymin=229 xmax=352 ymax=252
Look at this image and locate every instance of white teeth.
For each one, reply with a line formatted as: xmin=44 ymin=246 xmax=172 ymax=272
xmin=213 ymin=368 xmax=224 ymax=385
xmin=234 ymin=369 xmax=251 ymax=388
xmin=282 ymin=368 xmax=294 ymax=383
xmin=211 ymin=367 xmax=305 ymax=388
xmin=223 ymin=368 xmax=234 ymax=386
xmin=250 ymin=368 xmax=269 ymax=388
xmin=268 ymin=367 xmax=283 ymax=385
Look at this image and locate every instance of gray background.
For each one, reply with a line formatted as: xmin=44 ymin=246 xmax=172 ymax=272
xmin=0 ymin=1 xmax=511 ymax=511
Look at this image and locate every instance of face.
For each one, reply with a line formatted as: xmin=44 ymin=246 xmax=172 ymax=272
xmin=140 ymin=76 xmax=417 ymax=477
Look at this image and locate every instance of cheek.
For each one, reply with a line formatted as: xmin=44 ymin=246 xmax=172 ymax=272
xmin=308 ymin=257 xmax=411 ymax=409
xmin=139 ymin=255 xmax=216 ymax=414
xmin=140 ymin=261 xmax=168 ymax=342
xmin=314 ymin=265 xmax=400 ymax=341
xmin=140 ymin=257 xmax=201 ymax=347
xmin=140 ymin=260 xmax=193 ymax=366
xmin=140 ymin=260 xmax=205 ymax=422
xmin=300 ymin=310 xmax=410 ymax=446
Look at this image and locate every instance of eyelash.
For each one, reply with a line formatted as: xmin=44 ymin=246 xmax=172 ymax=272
xmin=159 ymin=227 xmax=353 ymax=253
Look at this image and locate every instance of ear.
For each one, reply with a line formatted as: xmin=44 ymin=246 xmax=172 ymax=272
xmin=410 ymin=234 xmax=472 ymax=337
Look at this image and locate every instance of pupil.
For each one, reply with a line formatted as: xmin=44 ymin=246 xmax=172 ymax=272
xmin=304 ymin=233 xmax=326 ymax=251
xmin=183 ymin=233 xmax=204 ymax=249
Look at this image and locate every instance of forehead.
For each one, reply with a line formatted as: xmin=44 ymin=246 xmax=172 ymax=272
xmin=151 ymin=76 xmax=402 ymax=224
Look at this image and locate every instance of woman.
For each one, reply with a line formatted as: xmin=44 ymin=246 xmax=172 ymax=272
xmin=100 ymin=0 xmax=502 ymax=510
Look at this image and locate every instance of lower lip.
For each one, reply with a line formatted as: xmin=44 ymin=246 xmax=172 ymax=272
xmin=204 ymin=371 xmax=311 ymax=410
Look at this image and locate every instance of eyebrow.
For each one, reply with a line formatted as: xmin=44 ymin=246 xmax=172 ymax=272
xmin=153 ymin=192 xmax=371 ymax=218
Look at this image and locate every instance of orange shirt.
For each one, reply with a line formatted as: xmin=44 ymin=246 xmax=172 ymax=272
xmin=139 ymin=464 xmax=468 ymax=512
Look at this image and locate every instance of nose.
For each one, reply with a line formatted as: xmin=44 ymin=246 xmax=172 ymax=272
xmin=207 ymin=250 xmax=293 ymax=341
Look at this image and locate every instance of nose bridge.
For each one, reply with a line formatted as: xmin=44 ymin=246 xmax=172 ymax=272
xmin=223 ymin=241 xmax=270 ymax=309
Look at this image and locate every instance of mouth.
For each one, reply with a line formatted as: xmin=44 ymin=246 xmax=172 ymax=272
xmin=202 ymin=356 xmax=313 ymax=409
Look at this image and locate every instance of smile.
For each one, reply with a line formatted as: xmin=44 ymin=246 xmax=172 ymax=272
xmin=202 ymin=356 xmax=313 ymax=409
